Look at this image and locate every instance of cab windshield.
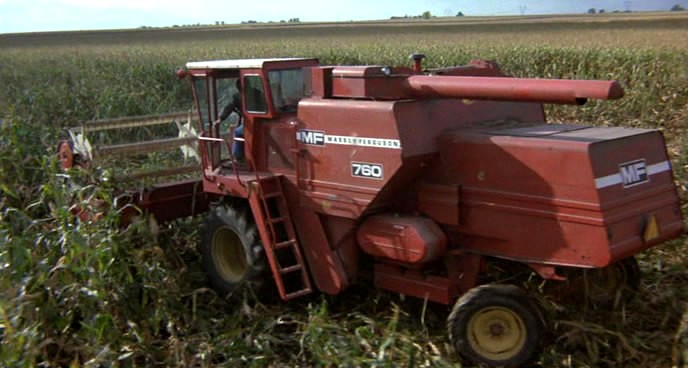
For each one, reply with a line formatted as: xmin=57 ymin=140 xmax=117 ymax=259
xmin=268 ymin=69 xmax=305 ymax=113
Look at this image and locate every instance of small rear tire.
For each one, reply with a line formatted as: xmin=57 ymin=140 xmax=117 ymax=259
xmin=201 ymin=205 xmax=267 ymax=295
xmin=448 ymin=284 xmax=544 ymax=368
xmin=587 ymin=256 xmax=641 ymax=305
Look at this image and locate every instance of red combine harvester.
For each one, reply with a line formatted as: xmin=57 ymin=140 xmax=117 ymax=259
xmin=59 ymin=55 xmax=685 ymax=367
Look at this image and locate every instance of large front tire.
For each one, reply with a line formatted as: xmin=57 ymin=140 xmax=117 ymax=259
xmin=201 ymin=205 xmax=267 ymax=295
xmin=448 ymin=284 xmax=544 ymax=368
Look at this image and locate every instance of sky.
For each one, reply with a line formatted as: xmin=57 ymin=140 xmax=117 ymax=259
xmin=0 ymin=0 xmax=684 ymax=34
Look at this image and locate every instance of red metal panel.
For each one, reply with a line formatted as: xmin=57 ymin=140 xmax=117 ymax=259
xmin=307 ymin=67 xmax=333 ymax=98
xmin=418 ymin=183 xmax=461 ymax=225
xmin=394 ymin=99 xmax=546 ymax=158
xmin=374 ymin=263 xmax=457 ymax=304
xmin=587 ymin=129 xmax=685 ymax=259
xmin=293 ymin=98 xmax=546 ymax=219
xmin=290 ymin=207 xmax=350 ymax=295
xmin=320 ymin=216 xmax=359 ymax=280
xmin=137 ymin=179 xmax=211 ymax=222
xmin=295 ymin=98 xmax=403 ymax=218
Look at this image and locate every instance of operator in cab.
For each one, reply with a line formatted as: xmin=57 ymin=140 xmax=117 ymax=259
xmin=214 ymin=78 xmax=244 ymax=162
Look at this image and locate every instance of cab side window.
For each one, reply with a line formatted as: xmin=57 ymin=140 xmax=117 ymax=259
xmin=193 ymin=78 xmax=210 ymax=130
xmin=268 ymin=69 xmax=305 ymax=112
xmin=244 ymin=75 xmax=267 ymax=113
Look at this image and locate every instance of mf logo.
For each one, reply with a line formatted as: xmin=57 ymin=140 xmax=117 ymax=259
xmin=296 ymin=129 xmax=325 ymax=146
xmin=619 ymin=159 xmax=648 ymax=188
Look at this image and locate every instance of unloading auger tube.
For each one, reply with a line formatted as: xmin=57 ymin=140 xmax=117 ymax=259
xmin=402 ymin=75 xmax=624 ymax=105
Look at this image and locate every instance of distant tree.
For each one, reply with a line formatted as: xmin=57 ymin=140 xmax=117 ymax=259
xmin=421 ymin=10 xmax=432 ymax=19
xmin=587 ymin=8 xmax=596 ymax=14
xmin=671 ymin=4 xmax=685 ymax=11
xmin=456 ymin=11 xmax=464 ymax=16
xmin=599 ymin=9 xmax=605 ymax=13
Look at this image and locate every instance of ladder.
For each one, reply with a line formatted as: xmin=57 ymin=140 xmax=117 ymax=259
xmin=250 ymin=175 xmax=312 ymax=300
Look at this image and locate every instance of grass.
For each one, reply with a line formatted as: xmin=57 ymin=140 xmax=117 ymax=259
xmin=1 ymin=13 xmax=687 ymax=367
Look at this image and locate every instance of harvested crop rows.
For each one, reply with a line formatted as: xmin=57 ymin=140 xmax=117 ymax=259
xmin=1 ymin=12 xmax=687 ymax=367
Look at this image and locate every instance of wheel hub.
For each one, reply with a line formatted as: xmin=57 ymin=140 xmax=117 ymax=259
xmin=467 ymin=306 xmax=527 ymax=361
xmin=489 ymin=322 xmax=506 ymax=337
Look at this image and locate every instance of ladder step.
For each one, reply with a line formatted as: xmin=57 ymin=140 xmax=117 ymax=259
xmin=274 ymin=239 xmax=297 ymax=249
xmin=285 ymin=288 xmax=312 ymax=300
xmin=269 ymin=216 xmax=288 ymax=224
xmin=250 ymin=175 xmax=312 ymax=301
xmin=279 ymin=264 xmax=302 ymax=275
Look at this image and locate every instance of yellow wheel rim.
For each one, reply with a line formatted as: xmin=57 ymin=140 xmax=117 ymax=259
xmin=211 ymin=226 xmax=248 ymax=282
xmin=467 ymin=306 xmax=527 ymax=361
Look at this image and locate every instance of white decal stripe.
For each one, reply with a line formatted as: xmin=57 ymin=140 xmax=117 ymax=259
xmin=324 ymin=135 xmax=402 ymax=149
xmin=595 ymin=160 xmax=671 ymax=189
xmin=647 ymin=160 xmax=671 ymax=175
xmin=595 ymin=173 xmax=622 ymax=189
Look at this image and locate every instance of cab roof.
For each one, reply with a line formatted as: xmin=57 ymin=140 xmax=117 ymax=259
xmin=185 ymin=58 xmax=317 ymax=70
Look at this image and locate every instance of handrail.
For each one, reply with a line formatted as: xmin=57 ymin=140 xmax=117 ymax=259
xmin=288 ymin=121 xmax=302 ymax=189
xmin=196 ymin=132 xmax=214 ymax=182
xmin=198 ymin=131 xmax=247 ymax=188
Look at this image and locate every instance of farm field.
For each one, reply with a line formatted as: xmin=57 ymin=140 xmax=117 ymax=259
xmin=1 ymin=12 xmax=687 ymax=367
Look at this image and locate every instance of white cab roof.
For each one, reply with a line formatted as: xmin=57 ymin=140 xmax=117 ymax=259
xmin=186 ymin=58 xmax=315 ymax=70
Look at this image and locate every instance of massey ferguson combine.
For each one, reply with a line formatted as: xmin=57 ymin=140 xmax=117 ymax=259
xmin=58 ymin=55 xmax=685 ymax=367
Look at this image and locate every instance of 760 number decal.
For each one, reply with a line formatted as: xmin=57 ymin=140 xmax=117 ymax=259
xmin=351 ymin=162 xmax=384 ymax=180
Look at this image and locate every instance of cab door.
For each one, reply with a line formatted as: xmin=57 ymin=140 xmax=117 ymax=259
xmin=245 ymin=68 xmax=309 ymax=173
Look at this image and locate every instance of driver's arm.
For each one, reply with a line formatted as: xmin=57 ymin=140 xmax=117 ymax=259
xmin=217 ymin=102 xmax=235 ymax=123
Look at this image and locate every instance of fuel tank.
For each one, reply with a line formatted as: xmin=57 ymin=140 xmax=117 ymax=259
xmin=356 ymin=214 xmax=447 ymax=264
xmin=422 ymin=123 xmax=684 ymax=267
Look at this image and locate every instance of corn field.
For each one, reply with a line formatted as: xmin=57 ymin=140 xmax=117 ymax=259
xmin=0 ymin=13 xmax=687 ymax=367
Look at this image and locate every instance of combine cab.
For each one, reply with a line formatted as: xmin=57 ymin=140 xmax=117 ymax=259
xmin=60 ymin=55 xmax=685 ymax=367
